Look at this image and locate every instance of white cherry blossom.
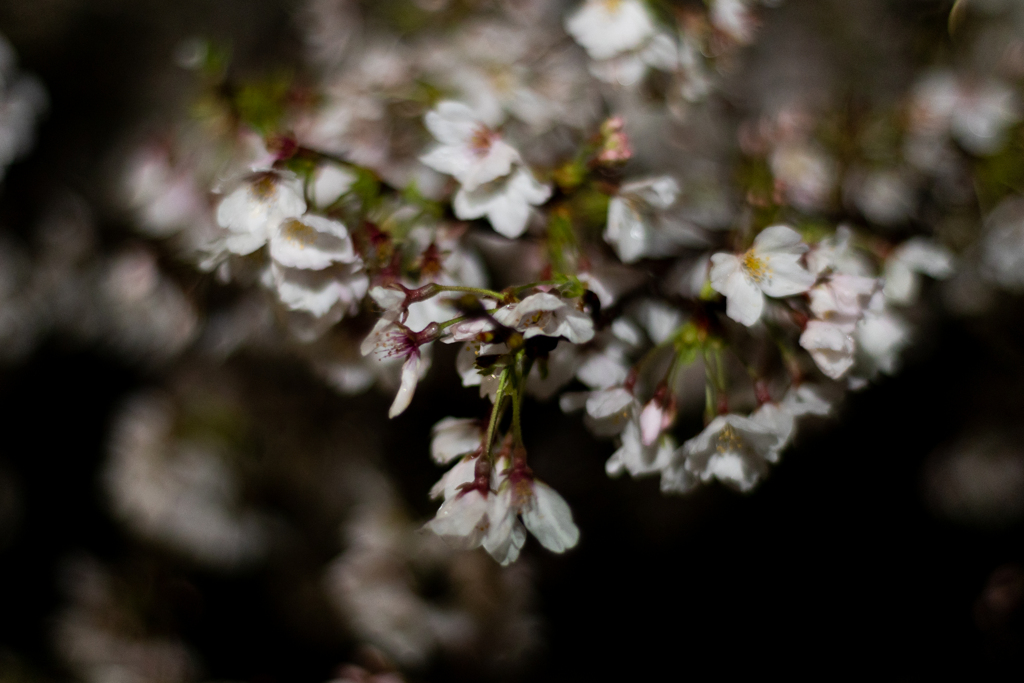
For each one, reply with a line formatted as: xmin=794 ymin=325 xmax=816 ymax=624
xmin=492 ymin=292 xmax=595 ymax=344
xmin=269 ymin=215 xmax=357 ymax=271
xmin=564 ymin=0 xmax=657 ymax=62
xmin=799 ymin=320 xmax=856 ymax=379
xmin=710 ymin=225 xmax=815 ymax=326
xmin=883 ymin=238 xmax=954 ymax=305
xmin=419 ymin=101 xmax=520 ymax=192
xmin=430 ymin=417 xmax=484 ymax=464
xmin=607 ymin=420 xmax=675 ymax=478
xmin=808 ymin=273 xmax=878 ymax=321
xmin=453 ymin=167 xmax=552 ymax=239
xmin=216 ymin=172 xmax=306 ymax=255
xmin=679 ymin=414 xmax=780 ymax=492
xmin=856 ymin=293 xmax=911 ymax=376
xmin=486 ymin=467 xmax=579 ymax=562
xmin=361 ymin=319 xmax=437 ymax=417
xmin=605 ymin=176 xmax=679 ymax=263
xmin=423 ymin=488 xmax=491 ymax=549
xmin=272 ymin=262 xmax=369 ymax=319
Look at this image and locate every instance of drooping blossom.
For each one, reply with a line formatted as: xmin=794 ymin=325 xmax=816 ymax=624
xmin=674 ymin=414 xmax=782 ymax=492
xmin=361 ymin=320 xmax=439 ymax=417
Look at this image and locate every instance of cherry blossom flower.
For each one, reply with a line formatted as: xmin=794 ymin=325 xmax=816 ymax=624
xmin=607 ymin=420 xmax=676 ymax=479
xmin=799 ymin=319 xmax=856 ymax=379
xmin=361 ymin=320 xmax=439 ymax=417
xmin=269 ymin=214 xmax=357 ymax=270
xmin=856 ymin=293 xmax=911 ymax=376
xmin=430 ymin=417 xmax=484 ymax=465
xmin=710 ymin=225 xmax=815 ymax=326
xmin=605 ymin=176 xmax=680 ymax=263
xmin=808 ymin=273 xmax=878 ymax=321
xmin=215 ymin=172 xmax=306 ymax=255
xmin=452 ymin=167 xmax=552 ymax=239
xmin=587 ymin=32 xmax=678 ymax=87
xmin=564 ymin=0 xmax=657 ymax=62
xmin=677 ymin=414 xmax=780 ymax=492
xmin=419 ymin=101 xmax=520 ymax=192
xmin=272 ymin=262 xmax=369 ymax=320
xmin=423 ymin=487 xmax=491 ymax=549
xmin=486 ymin=461 xmax=579 ymax=563
xmin=492 ymin=292 xmax=595 ymax=343
xmin=883 ymin=238 xmax=954 ymax=305
xmin=266 ymin=215 xmax=368 ymax=331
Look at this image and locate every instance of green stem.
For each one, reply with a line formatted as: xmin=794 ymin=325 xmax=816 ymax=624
xmin=510 ymin=352 xmax=526 ymax=447
xmin=434 ymin=284 xmax=506 ymax=300
xmin=436 ymin=316 xmax=467 ymax=331
xmin=483 ymin=368 xmax=511 ymax=460
xmin=702 ymin=347 xmax=717 ymax=423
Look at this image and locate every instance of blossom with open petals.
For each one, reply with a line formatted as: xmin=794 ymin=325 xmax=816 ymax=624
xmin=216 ymin=172 xmax=306 ymax=255
xmin=710 ymin=225 xmax=816 ymax=326
xmin=605 ymin=176 xmax=679 ymax=263
xmin=565 ymin=0 xmax=657 ymax=61
xmin=799 ymin=320 xmax=856 ymax=379
xmin=678 ymin=414 xmax=780 ymax=492
xmin=419 ymin=101 xmax=520 ymax=192
xmin=485 ymin=464 xmax=579 ymax=565
xmin=361 ymin=320 xmax=437 ymax=417
xmin=453 ymin=167 xmax=551 ymax=239
xmin=492 ymin=292 xmax=595 ymax=343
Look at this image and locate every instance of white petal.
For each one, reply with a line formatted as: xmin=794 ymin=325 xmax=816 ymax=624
xmin=722 ymin=270 xmax=765 ymax=326
xmin=759 ymin=253 xmax=816 ymax=297
xmin=423 ymin=490 xmax=489 ymax=548
xmin=585 ymin=387 xmax=635 ymax=420
xmin=709 ymin=253 xmax=740 ymax=292
xmin=638 ymin=400 xmax=664 ymax=446
xmin=370 ymin=285 xmax=405 ymax=312
xmin=311 ymin=164 xmax=356 ymax=208
xmin=430 ymin=417 xmax=483 ymax=464
xmin=389 ymin=353 xmax=426 ymax=418
xmin=429 ymin=455 xmax=477 ymax=501
xmin=520 ymin=481 xmax=580 ymax=553
xmin=753 ymin=225 xmax=807 ymax=255
xmin=799 ymin=321 xmax=856 ymax=379
xmin=424 ymin=100 xmax=478 ymax=145
xmin=269 ymin=215 xmax=355 ymax=270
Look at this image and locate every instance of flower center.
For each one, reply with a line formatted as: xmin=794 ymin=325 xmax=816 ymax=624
xmin=742 ymin=250 xmax=769 ymax=282
xmin=280 ymin=219 xmax=317 ymax=247
xmin=470 ymin=126 xmax=496 ymax=157
xmin=715 ymin=424 xmax=745 ymax=454
xmin=249 ymin=175 xmax=278 ymax=201
xmin=602 ymin=0 xmax=623 ymax=13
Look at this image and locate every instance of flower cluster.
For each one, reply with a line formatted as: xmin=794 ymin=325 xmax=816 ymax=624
xmin=100 ymin=0 xmax=1024 ymax=583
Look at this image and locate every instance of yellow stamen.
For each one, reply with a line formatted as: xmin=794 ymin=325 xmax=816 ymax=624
xmin=742 ymin=250 xmax=769 ymax=283
xmin=280 ymin=219 xmax=317 ymax=248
